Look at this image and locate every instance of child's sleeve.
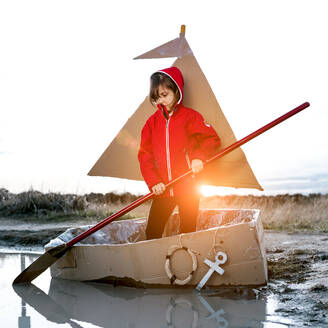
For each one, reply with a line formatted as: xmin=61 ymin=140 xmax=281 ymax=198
xmin=138 ymin=121 xmax=162 ymax=190
xmin=187 ymin=111 xmax=221 ymax=161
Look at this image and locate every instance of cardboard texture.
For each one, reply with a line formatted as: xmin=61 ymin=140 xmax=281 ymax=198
xmin=49 ymin=209 xmax=267 ymax=287
xmin=88 ymin=28 xmax=262 ymax=190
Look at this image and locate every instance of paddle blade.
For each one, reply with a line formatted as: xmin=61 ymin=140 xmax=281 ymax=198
xmin=13 ymin=244 xmax=68 ymax=284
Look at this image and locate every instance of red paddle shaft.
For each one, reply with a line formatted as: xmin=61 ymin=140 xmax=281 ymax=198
xmin=67 ymin=102 xmax=309 ymax=247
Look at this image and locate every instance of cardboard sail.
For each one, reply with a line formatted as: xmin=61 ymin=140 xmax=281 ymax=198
xmin=88 ymin=26 xmax=263 ymax=191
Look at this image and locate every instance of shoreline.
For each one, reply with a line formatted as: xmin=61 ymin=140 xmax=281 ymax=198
xmin=1 ymin=222 xmax=327 ymax=249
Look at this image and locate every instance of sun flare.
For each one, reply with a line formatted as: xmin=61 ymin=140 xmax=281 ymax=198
xmin=199 ymin=185 xmax=231 ymax=197
xmin=199 ymin=185 xmax=260 ymax=197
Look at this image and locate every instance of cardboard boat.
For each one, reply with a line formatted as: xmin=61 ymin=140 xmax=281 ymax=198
xmin=46 ymin=208 xmax=267 ymax=288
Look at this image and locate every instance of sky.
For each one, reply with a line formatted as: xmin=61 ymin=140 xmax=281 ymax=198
xmin=0 ymin=0 xmax=327 ymax=196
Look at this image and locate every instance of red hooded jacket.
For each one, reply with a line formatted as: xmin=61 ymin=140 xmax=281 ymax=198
xmin=138 ymin=67 xmax=221 ymax=197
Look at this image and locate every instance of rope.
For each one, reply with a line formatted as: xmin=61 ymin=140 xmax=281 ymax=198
xmin=165 ymin=244 xmax=198 ymax=285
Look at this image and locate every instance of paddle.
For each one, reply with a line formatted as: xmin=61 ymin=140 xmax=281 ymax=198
xmin=13 ymin=102 xmax=310 ymax=284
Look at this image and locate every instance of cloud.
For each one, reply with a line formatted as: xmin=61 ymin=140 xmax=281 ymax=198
xmin=262 ymin=173 xmax=328 ymax=194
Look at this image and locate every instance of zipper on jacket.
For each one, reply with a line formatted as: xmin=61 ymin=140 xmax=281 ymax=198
xmin=185 ymin=151 xmax=191 ymax=169
xmin=166 ymin=118 xmax=174 ymax=197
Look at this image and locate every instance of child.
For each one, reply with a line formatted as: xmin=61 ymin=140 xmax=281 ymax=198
xmin=138 ymin=67 xmax=221 ymax=239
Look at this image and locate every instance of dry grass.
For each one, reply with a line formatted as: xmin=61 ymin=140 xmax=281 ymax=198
xmin=84 ymin=200 xmax=151 ymax=220
xmin=200 ymin=194 xmax=328 ymax=231
xmin=0 ymin=188 xmax=147 ymax=221
xmin=1 ymin=188 xmax=327 ymax=231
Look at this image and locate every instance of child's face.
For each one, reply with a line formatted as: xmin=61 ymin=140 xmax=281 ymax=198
xmin=156 ymin=85 xmax=176 ymax=112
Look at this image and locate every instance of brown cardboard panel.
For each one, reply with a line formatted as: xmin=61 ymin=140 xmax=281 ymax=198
xmin=50 ymin=211 xmax=267 ymax=287
xmin=133 ymin=34 xmax=193 ymax=59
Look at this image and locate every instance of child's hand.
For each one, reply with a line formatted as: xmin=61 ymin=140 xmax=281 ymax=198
xmin=152 ymin=182 xmax=166 ymax=195
xmin=191 ymin=159 xmax=203 ymax=174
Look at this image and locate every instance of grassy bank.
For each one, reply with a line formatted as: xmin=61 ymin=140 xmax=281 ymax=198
xmin=200 ymin=193 xmax=328 ymax=231
xmin=0 ymin=188 xmax=147 ymax=223
xmin=1 ymin=188 xmax=327 ymax=232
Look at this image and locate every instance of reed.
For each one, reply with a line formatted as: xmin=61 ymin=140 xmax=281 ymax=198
xmin=1 ymin=188 xmax=327 ymax=231
xmin=0 ymin=188 xmax=148 ymax=221
xmin=200 ymin=193 xmax=328 ymax=231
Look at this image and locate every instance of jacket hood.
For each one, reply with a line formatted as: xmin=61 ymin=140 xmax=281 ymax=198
xmin=154 ymin=66 xmax=184 ymax=105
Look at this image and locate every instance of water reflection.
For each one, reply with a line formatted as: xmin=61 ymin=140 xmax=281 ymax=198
xmin=6 ymin=252 xmax=274 ymax=327
xmin=14 ymin=277 xmax=267 ymax=328
xmin=14 ymin=284 xmax=84 ymax=328
xmin=18 ymin=255 xmax=31 ymax=328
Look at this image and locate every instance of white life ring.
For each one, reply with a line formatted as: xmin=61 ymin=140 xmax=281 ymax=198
xmin=165 ymin=245 xmax=198 ymax=285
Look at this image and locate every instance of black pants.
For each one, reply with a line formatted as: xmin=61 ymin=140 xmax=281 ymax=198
xmin=145 ymin=194 xmax=200 ymax=240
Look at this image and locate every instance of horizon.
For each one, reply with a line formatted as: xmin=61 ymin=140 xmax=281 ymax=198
xmin=2 ymin=173 xmax=327 ymax=197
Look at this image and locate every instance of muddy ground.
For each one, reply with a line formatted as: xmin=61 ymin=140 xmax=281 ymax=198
xmin=263 ymin=231 xmax=328 ymax=326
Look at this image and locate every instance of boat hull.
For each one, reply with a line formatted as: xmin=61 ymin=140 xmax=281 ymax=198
xmin=48 ymin=209 xmax=267 ymax=288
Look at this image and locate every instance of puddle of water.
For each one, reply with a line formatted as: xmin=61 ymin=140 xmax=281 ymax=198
xmin=1 ymin=251 xmax=292 ymax=328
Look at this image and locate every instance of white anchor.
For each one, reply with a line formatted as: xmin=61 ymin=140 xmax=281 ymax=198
xmin=196 ymin=251 xmax=227 ymax=291
xmin=198 ymin=295 xmax=229 ymax=328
